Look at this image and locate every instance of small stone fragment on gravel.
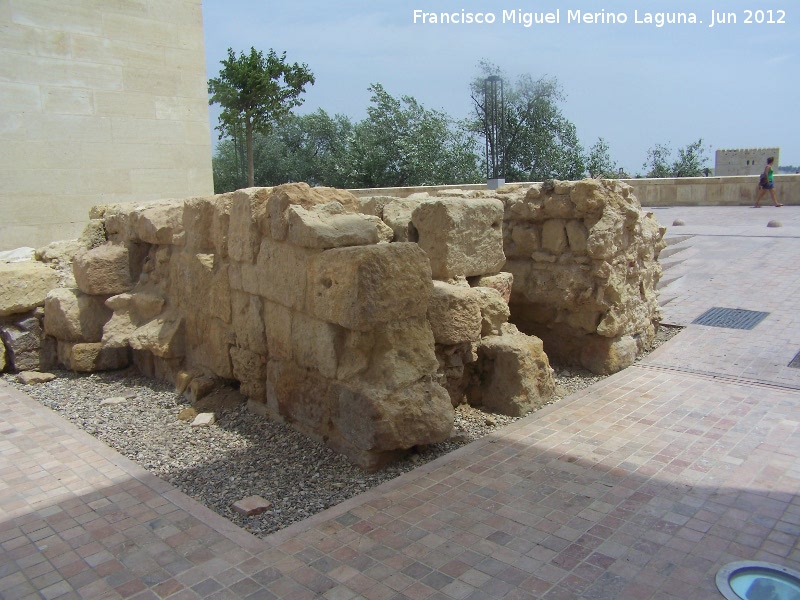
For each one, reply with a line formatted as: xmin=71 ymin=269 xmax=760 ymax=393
xmin=191 ymin=412 xmax=215 ymax=427
xmin=233 ymin=495 xmax=272 ymax=516
xmin=17 ymin=371 xmax=56 ymax=385
xmin=178 ymin=407 xmax=197 ymax=422
xmin=100 ymin=396 xmax=127 ymax=405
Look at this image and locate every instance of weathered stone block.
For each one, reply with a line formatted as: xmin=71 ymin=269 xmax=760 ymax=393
xmin=57 ymin=341 xmax=129 ymax=372
xmin=266 ymin=359 xmax=333 ymax=432
xmin=256 ymin=237 xmax=319 ymax=310
xmin=73 ymin=243 xmax=133 ymax=295
xmin=467 ymin=326 xmax=555 ymax=417
xmin=307 ymin=243 xmax=432 ymax=332
xmin=128 ymin=317 xmax=185 ymax=359
xmin=427 ymin=281 xmax=481 ymax=345
xmin=0 ymin=262 xmax=60 ymax=317
xmin=565 ymin=220 xmax=589 ymax=254
xmin=358 ymin=318 xmax=439 ymax=392
xmin=469 ymin=272 xmax=513 ymax=304
xmin=471 ymin=287 xmax=510 ymax=337
xmin=541 ymin=219 xmax=568 ymax=254
xmin=0 ymin=317 xmax=42 ymax=371
xmin=183 ymin=195 xmax=231 ymax=256
xmin=580 ymin=334 xmax=638 ymax=375
xmin=382 ymin=198 xmax=422 ymax=242
xmin=44 ymin=288 xmax=112 ymax=343
xmin=228 ymin=187 xmax=271 ymax=263
xmin=507 ymin=222 xmax=540 ymax=258
xmin=231 ymin=292 xmax=266 ymax=355
xmin=269 ymin=183 xmax=360 ymax=241
xmin=263 ymin=300 xmax=293 ymax=360
xmin=332 ymin=379 xmax=454 ymax=453
xmin=287 ymin=203 xmax=379 ymax=249
xmin=132 ymin=201 xmax=184 ymax=245
xmin=292 ymin=313 xmax=339 ymax=379
xmin=412 ymin=199 xmax=506 ymax=279
xmin=230 ymin=346 xmax=266 ymax=403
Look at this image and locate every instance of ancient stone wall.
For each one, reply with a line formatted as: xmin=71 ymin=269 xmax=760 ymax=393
xmin=358 ymin=179 xmax=666 ymax=374
xmin=0 ymin=179 xmax=663 ymax=467
xmin=1 ymin=183 xmax=560 ymax=469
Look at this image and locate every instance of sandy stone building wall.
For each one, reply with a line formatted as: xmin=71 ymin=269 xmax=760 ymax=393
xmin=0 ymin=0 xmax=213 ymax=251
xmin=715 ymin=148 xmax=780 ymax=176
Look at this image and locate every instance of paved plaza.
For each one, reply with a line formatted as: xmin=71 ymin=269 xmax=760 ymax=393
xmin=1 ymin=206 xmax=799 ymax=599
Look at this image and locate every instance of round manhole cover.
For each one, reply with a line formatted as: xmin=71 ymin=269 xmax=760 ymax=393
xmin=716 ymin=561 xmax=800 ymax=600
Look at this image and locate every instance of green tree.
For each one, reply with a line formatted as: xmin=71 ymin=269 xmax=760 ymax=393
xmin=642 ymin=139 xmax=710 ymax=178
xmin=469 ymin=61 xmax=585 ymax=182
xmin=211 ymin=110 xmax=354 ymax=193
xmin=343 ymin=83 xmax=482 ymax=188
xmin=208 ymin=47 xmax=315 ymax=187
xmin=586 ymin=137 xmax=619 ymax=178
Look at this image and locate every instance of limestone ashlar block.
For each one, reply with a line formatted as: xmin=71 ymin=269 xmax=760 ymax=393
xmin=228 ymin=187 xmax=271 ymax=263
xmin=256 ymin=237 xmax=320 ymax=311
xmin=412 ymin=198 xmax=506 ymax=279
xmin=287 ymin=203 xmax=379 ymax=249
xmin=354 ymin=318 xmax=439 ymax=392
xmin=0 ymin=316 xmax=43 ymax=372
xmin=332 ymin=378 xmax=454 ymax=454
xmin=73 ymin=243 xmax=133 ymax=296
xmin=541 ymin=219 xmax=568 ymax=254
xmin=471 ymin=287 xmax=510 ymax=337
xmin=266 ymin=359 xmax=333 ymax=434
xmin=307 ymin=243 xmax=433 ymax=332
xmin=168 ymin=252 xmax=230 ymax=324
xmin=506 ymin=222 xmax=540 ymax=258
xmin=468 ymin=272 xmax=513 ymax=304
xmin=427 ymin=281 xmax=481 ymax=345
xmin=57 ymin=341 xmax=129 ymax=372
xmin=128 ymin=316 xmax=184 ymax=359
xmin=184 ymin=316 xmax=234 ymax=379
xmin=44 ymin=287 xmax=112 ymax=342
xmin=0 ymin=261 xmax=60 ymax=317
xmin=230 ymin=291 xmax=266 ymax=355
xmin=268 ymin=182 xmax=361 ymax=241
xmin=263 ymin=300 xmax=293 ymax=361
xmin=580 ymin=334 xmax=638 ymax=375
xmin=131 ymin=200 xmax=184 ymax=245
xmin=467 ymin=326 xmax=555 ymax=417
xmin=230 ymin=345 xmax=266 ymax=403
xmin=292 ymin=312 xmax=339 ymax=379
xmin=565 ymin=220 xmax=589 ymax=254
xmin=382 ymin=198 xmax=422 ymax=242
xmin=182 ymin=195 xmax=231 ymax=256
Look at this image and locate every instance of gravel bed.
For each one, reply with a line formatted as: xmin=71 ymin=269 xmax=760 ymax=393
xmin=3 ymin=325 xmax=682 ymax=537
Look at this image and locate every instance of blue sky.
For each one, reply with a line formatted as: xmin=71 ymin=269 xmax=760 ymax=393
xmin=201 ymin=0 xmax=799 ymax=174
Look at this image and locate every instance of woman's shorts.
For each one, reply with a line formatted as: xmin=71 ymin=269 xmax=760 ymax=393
xmin=762 ymin=182 xmax=775 ymax=190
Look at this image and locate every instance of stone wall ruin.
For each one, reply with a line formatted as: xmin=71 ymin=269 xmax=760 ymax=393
xmin=0 ymin=179 xmax=665 ymax=469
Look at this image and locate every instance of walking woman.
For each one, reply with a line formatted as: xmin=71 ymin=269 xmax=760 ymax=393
xmin=754 ymin=156 xmax=782 ymax=207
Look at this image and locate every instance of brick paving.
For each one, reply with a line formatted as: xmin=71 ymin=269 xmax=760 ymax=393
xmin=2 ymin=206 xmax=799 ymax=599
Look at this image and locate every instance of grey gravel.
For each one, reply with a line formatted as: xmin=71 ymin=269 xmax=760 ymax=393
xmin=3 ymin=325 xmax=682 ymax=538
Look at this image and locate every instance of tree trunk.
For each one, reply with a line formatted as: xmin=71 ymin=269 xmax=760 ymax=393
xmin=246 ymin=119 xmax=254 ymax=187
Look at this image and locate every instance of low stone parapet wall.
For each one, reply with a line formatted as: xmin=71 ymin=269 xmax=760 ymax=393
xmin=349 ymin=174 xmax=800 ymax=207
xmin=621 ymin=174 xmax=800 ymax=206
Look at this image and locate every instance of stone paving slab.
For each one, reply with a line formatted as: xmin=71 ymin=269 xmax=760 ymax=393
xmin=1 ymin=205 xmax=799 ymax=599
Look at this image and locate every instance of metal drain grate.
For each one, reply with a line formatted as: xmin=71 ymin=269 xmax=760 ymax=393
xmin=691 ymin=307 xmax=769 ymax=330
xmin=789 ymin=350 xmax=800 ymax=369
